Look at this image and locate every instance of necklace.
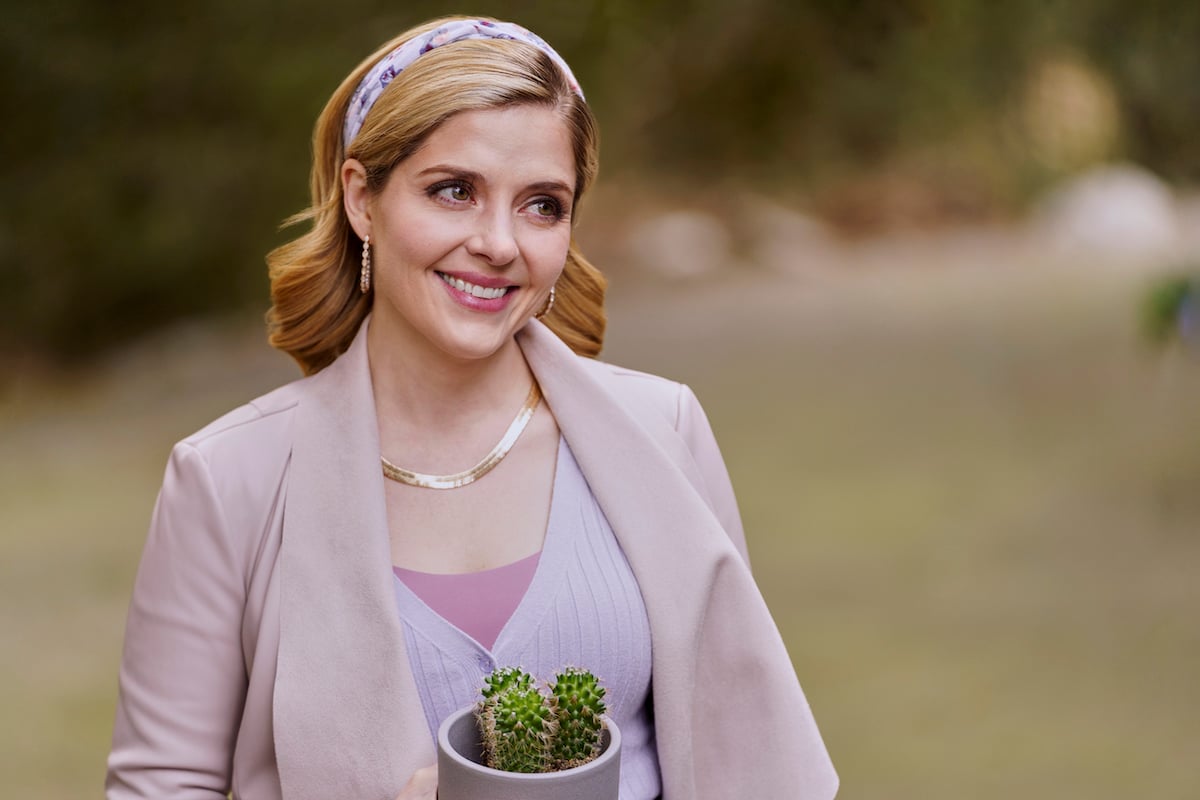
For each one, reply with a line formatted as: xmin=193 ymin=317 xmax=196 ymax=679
xmin=380 ymin=380 xmax=542 ymax=490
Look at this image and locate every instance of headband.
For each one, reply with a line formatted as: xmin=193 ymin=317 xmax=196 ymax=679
xmin=342 ymin=19 xmax=585 ymax=149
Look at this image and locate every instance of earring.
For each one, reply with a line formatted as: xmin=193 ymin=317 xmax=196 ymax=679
xmin=535 ymin=285 xmax=556 ymax=319
xmin=359 ymin=235 xmax=371 ymax=294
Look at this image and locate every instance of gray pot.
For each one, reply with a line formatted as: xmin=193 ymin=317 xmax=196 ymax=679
xmin=436 ymin=705 xmax=622 ymax=800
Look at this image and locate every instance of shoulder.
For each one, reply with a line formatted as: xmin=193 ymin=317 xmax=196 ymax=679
xmin=160 ymin=375 xmax=312 ymax=536
xmin=572 ymin=356 xmax=718 ymax=467
xmin=580 ymin=355 xmax=751 ymax=564
xmin=578 ymin=357 xmax=693 ymax=431
xmin=180 ymin=377 xmax=308 ymax=462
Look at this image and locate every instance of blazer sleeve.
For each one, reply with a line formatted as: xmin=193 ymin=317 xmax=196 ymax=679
xmin=107 ymin=442 xmax=248 ymax=799
xmin=675 ymin=384 xmax=752 ymax=566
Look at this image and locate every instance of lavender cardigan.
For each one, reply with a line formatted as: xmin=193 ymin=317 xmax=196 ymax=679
xmin=393 ymin=438 xmax=661 ymax=798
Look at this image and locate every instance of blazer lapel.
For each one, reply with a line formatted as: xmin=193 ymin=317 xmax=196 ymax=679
xmin=518 ymin=321 xmax=738 ymax=799
xmin=274 ymin=321 xmax=432 ymax=800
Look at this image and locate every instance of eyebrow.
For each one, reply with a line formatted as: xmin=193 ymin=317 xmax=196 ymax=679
xmin=416 ymin=165 xmax=574 ymax=195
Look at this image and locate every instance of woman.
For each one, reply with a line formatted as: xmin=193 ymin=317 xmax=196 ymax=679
xmin=106 ymin=16 xmax=837 ymax=800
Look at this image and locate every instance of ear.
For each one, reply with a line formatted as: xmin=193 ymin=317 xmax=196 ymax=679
xmin=342 ymin=158 xmax=372 ymax=240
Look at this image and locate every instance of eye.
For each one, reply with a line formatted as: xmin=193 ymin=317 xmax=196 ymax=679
xmin=527 ymin=197 xmax=566 ymax=221
xmin=429 ymin=181 xmax=473 ymax=205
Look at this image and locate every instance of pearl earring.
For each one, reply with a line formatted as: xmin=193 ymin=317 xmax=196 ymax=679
xmin=535 ymin=285 xmax=556 ymax=319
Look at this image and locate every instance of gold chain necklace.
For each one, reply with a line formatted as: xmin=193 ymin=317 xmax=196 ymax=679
xmin=380 ymin=380 xmax=542 ymax=490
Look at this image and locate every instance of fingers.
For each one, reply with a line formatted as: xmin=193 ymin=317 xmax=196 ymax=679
xmin=394 ymin=764 xmax=438 ymax=800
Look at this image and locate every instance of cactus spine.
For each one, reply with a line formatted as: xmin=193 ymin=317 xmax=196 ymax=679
xmin=549 ymin=667 xmax=607 ymax=769
xmin=477 ymin=681 xmax=556 ymax=777
xmin=475 ymin=666 xmax=608 ymax=773
xmin=481 ymin=666 xmax=535 ymax=700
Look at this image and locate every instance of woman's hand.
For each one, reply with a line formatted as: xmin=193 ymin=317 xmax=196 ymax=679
xmin=393 ymin=764 xmax=437 ymax=800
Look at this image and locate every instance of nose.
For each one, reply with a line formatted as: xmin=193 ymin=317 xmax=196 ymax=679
xmin=465 ymin=208 xmax=519 ymax=267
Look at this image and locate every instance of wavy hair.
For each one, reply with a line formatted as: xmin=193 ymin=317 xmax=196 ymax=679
xmin=266 ymin=16 xmax=605 ymax=374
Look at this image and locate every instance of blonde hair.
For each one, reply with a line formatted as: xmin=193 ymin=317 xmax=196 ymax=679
xmin=266 ymin=17 xmax=605 ymax=375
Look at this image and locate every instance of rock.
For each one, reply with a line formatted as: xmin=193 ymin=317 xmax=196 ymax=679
xmin=744 ymin=199 xmax=841 ymax=275
xmin=1032 ymin=163 xmax=1181 ymax=263
xmin=624 ymin=210 xmax=732 ymax=279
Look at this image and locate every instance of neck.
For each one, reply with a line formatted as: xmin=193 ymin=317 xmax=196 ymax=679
xmin=366 ymin=315 xmax=533 ymax=439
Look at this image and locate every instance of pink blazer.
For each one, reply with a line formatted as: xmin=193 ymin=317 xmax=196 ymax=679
xmin=107 ymin=318 xmax=837 ymax=799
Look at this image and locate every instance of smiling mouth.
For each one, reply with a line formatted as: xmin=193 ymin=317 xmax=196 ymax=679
xmin=436 ymin=271 xmax=513 ymax=300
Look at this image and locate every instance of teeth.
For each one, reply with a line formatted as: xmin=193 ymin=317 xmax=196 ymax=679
xmin=439 ymin=272 xmax=510 ymax=300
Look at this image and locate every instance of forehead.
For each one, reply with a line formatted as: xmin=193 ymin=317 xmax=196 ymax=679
xmin=405 ymin=105 xmax=576 ymax=187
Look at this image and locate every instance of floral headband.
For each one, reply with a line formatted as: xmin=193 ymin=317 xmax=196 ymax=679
xmin=342 ymin=18 xmax=585 ymax=149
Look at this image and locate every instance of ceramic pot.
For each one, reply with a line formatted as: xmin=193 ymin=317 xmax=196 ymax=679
xmin=436 ymin=705 xmax=622 ymax=800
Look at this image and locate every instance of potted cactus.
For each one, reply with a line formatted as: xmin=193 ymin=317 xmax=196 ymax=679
xmin=436 ymin=666 xmax=622 ymax=800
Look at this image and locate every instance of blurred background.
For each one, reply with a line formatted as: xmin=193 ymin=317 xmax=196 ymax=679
xmin=2 ymin=1 xmax=1198 ymax=798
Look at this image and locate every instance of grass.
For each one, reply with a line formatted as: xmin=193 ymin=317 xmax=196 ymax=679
xmin=606 ymin=262 xmax=1200 ymax=799
xmin=3 ymin=255 xmax=1198 ymax=799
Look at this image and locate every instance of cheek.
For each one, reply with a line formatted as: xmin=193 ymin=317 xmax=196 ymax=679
xmin=383 ymin=218 xmax=464 ymax=270
xmin=529 ymin=230 xmax=572 ymax=279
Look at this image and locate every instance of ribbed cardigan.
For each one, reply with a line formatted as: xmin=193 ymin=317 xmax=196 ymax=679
xmin=391 ymin=438 xmax=661 ymax=799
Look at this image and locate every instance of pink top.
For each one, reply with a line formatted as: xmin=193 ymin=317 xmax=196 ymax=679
xmin=389 ymin=438 xmax=662 ymax=798
xmin=392 ymin=552 xmax=541 ymax=651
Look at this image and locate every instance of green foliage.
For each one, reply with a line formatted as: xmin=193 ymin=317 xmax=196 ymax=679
xmin=1142 ymin=270 xmax=1200 ymax=345
xmin=475 ymin=666 xmax=608 ymax=773
xmin=5 ymin=0 xmax=1199 ymax=362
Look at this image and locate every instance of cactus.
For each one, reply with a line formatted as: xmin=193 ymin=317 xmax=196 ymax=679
xmin=475 ymin=666 xmax=607 ymax=773
xmin=481 ymin=666 xmax=535 ymax=700
xmin=479 ymin=683 xmax=556 ymax=773
xmin=549 ymin=667 xmax=607 ymax=769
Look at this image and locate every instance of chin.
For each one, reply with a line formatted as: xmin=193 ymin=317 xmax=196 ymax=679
xmin=431 ymin=318 xmax=525 ymax=363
